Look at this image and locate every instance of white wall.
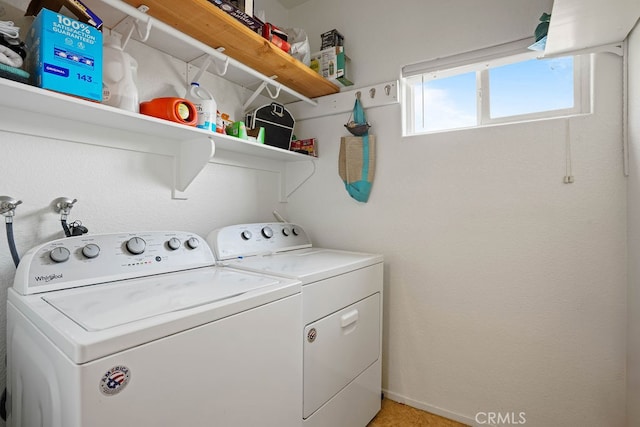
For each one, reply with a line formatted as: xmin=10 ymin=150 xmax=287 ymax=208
xmin=287 ymin=0 xmax=627 ymax=426
xmin=626 ymin=20 xmax=640 ymax=427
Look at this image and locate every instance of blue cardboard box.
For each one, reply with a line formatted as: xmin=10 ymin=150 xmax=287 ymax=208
xmin=25 ymin=8 xmax=102 ymax=101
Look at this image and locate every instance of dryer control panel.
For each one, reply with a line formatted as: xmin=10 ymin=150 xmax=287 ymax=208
xmin=13 ymin=231 xmax=215 ymax=295
xmin=208 ymin=223 xmax=312 ymax=261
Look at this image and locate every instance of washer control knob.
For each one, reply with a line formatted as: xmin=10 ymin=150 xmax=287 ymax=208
xmin=241 ymin=230 xmax=252 ymax=241
xmin=50 ymin=247 xmax=71 ymax=263
xmin=282 ymin=227 xmax=290 ymax=237
xmin=167 ymin=237 xmax=181 ymax=250
xmin=186 ymin=237 xmax=199 ymax=249
xmin=82 ymin=243 xmax=100 ymax=259
xmin=292 ymin=227 xmax=300 ymax=236
xmin=126 ymin=237 xmax=146 ymax=255
xmin=261 ymin=226 xmax=273 ymax=239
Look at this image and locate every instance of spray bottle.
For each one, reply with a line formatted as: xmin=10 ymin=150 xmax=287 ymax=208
xmin=186 ymin=82 xmax=217 ymax=132
xmin=102 ymin=31 xmax=139 ymax=112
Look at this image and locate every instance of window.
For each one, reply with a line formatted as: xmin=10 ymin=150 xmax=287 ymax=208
xmin=402 ymin=39 xmax=590 ymax=136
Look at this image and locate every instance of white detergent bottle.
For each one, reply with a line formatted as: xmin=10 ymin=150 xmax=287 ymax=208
xmin=102 ymin=32 xmax=139 ymax=112
xmin=186 ymin=82 xmax=217 ymax=132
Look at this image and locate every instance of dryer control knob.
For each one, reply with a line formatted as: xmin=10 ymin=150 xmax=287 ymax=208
xmin=82 ymin=243 xmax=100 ymax=259
xmin=261 ymin=226 xmax=273 ymax=239
xmin=50 ymin=246 xmax=71 ymax=263
xmin=126 ymin=237 xmax=146 ymax=255
xmin=282 ymin=227 xmax=290 ymax=236
xmin=186 ymin=237 xmax=199 ymax=249
xmin=241 ymin=230 xmax=252 ymax=240
xmin=167 ymin=237 xmax=181 ymax=250
xmin=291 ymin=227 xmax=300 ymax=236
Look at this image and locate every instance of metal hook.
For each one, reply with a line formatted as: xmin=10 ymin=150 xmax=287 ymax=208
xmin=215 ymin=49 xmax=229 ymax=76
xmin=356 ymin=91 xmax=361 ymax=100
xmin=369 ymin=88 xmax=376 ymax=99
xmin=265 ymin=82 xmax=282 ymax=99
xmin=120 ymin=5 xmax=152 ymax=50
xmin=385 ymin=84 xmax=391 ymax=96
xmin=135 ymin=5 xmax=152 ymax=41
xmin=215 ymin=57 xmax=229 ymax=76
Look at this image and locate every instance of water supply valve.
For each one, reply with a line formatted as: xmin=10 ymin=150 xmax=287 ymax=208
xmin=0 ymin=196 xmax=23 ymax=223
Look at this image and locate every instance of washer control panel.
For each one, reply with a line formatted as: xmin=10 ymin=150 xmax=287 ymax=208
xmin=207 ymin=223 xmax=312 ymax=261
xmin=13 ymin=231 xmax=215 ymax=295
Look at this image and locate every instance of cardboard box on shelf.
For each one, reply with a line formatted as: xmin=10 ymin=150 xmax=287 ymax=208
xmin=310 ymin=46 xmax=353 ymax=87
xmin=227 ymin=0 xmax=253 ymax=17
xmin=25 ymin=8 xmax=103 ymax=101
xmin=320 ymin=29 xmax=344 ymax=50
xmin=207 ymin=0 xmax=263 ymax=32
xmin=290 ymin=138 xmax=317 ymax=157
xmin=262 ymin=23 xmax=290 ymax=53
xmin=26 ymin=0 xmax=103 ymax=29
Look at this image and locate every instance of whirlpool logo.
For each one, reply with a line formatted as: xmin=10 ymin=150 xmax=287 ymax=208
xmin=34 ymin=273 xmax=63 ymax=283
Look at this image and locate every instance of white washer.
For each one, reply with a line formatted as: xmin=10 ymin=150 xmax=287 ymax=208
xmin=208 ymin=223 xmax=383 ymax=427
xmin=6 ymin=231 xmax=302 ymax=427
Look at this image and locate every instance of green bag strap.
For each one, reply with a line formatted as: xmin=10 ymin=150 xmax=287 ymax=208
xmin=353 ymin=98 xmax=367 ymax=124
xmin=355 ymin=99 xmax=370 ymax=182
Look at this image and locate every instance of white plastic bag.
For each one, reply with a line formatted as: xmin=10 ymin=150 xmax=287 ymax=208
xmin=285 ymin=28 xmax=310 ymax=66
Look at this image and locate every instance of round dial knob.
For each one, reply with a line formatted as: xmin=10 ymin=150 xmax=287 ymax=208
xmin=186 ymin=237 xmax=199 ymax=249
xmin=241 ymin=230 xmax=252 ymax=240
xmin=282 ymin=227 xmax=290 ymax=236
xmin=292 ymin=227 xmax=300 ymax=236
xmin=167 ymin=237 xmax=181 ymax=250
xmin=261 ymin=226 xmax=273 ymax=239
xmin=126 ymin=237 xmax=146 ymax=255
xmin=82 ymin=243 xmax=100 ymax=259
xmin=50 ymin=246 xmax=70 ymax=263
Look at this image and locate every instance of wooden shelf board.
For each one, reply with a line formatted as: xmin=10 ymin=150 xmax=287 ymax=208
xmin=122 ymin=0 xmax=340 ymax=99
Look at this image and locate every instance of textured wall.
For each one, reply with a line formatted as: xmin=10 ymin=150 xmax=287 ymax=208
xmin=626 ymin=21 xmax=640 ymax=427
xmin=287 ymin=0 xmax=627 ymax=425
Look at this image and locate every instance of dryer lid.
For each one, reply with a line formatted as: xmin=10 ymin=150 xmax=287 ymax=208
xmin=228 ymin=248 xmax=383 ymax=284
xmin=42 ymin=267 xmax=284 ymax=331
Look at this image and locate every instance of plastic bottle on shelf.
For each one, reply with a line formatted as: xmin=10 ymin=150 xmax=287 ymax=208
xmin=186 ymin=82 xmax=217 ymax=132
xmin=102 ymin=32 xmax=139 ymax=112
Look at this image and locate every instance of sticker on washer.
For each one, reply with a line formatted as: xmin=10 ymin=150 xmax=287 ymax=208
xmin=100 ymin=365 xmax=131 ymax=396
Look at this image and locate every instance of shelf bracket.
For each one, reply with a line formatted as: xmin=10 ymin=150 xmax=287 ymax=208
xmin=172 ymin=136 xmax=216 ymax=200
xmin=243 ymin=77 xmax=282 ymax=111
xmin=282 ymin=159 xmax=316 ymax=202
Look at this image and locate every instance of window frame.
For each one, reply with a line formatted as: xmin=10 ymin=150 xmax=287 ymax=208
xmin=402 ymin=47 xmax=591 ymax=136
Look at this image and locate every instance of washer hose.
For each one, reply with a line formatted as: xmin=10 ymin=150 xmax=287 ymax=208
xmin=61 ymin=219 xmax=71 ymax=238
xmin=0 ymin=387 xmax=6 ymax=421
xmin=1 ymin=220 xmax=19 ymax=420
xmin=6 ymin=220 xmax=19 ymax=267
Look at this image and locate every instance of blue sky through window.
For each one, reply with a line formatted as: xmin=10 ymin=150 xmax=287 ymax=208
xmin=413 ymin=72 xmax=476 ymax=132
xmin=411 ymin=56 xmax=575 ymax=133
xmin=490 ymin=57 xmax=574 ymax=118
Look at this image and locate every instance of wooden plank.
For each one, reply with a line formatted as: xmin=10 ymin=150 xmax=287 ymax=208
xmin=122 ymin=0 xmax=340 ymax=98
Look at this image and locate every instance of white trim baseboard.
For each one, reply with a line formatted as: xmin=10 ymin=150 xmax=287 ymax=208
xmin=381 ymin=389 xmax=481 ymax=427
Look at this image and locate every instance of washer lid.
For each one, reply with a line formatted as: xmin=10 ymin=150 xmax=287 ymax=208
xmin=227 ymin=248 xmax=383 ymax=284
xmin=43 ymin=267 xmax=285 ymax=331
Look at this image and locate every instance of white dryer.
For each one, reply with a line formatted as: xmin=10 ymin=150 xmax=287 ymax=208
xmin=6 ymin=231 xmax=302 ymax=427
xmin=208 ymin=223 xmax=384 ymax=427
